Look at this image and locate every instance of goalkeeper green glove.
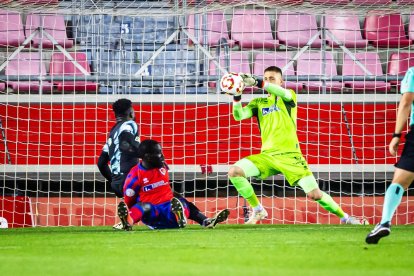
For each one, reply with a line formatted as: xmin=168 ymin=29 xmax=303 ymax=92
xmin=239 ymin=73 xmax=264 ymax=88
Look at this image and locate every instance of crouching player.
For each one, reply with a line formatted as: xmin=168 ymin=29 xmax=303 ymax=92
xmin=118 ymin=139 xmax=230 ymax=230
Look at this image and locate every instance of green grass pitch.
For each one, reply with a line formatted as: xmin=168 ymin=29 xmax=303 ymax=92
xmin=1 ymin=225 xmax=413 ymax=275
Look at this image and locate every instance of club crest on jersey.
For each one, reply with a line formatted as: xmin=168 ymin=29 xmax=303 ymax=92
xmin=143 ymin=178 xmax=149 ymax=184
xmin=262 ymin=104 xmax=280 ymax=116
xmin=159 ymin=168 xmax=166 ymax=175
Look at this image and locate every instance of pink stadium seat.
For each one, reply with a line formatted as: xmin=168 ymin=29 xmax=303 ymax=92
xmin=308 ymin=0 xmax=349 ymax=3
xmin=5 ymin=52 xmax=53 ymax=93
xmin=209 ymin=52 xmax=250 ymax=89
xmin=26 ymin=13 xmax=73 ymax=48
xmin=187 ymin=12 xmax=235 ymax=48
xmin=50 ymin=52 xmax=98 ymax=93
xmin=277 ymin=12 xmax=322 ymax=48
xmin=409 ymin=12 xmax=414 ymax=41
xmin=0 ymin=10 xmax=25 ymax=47
xmin=231 ymin=10 xmax=279 ymax=50
xmin=387 ymin=52 xmax=414 ymax=86
xmin=342 ymin=52 xmax=390 ymax=92
xmin=0 ymin=82 xmax=5 ymax=91
xmin=364 ymin=13 xmax=411 ymax=48
xmin=253 ymin=52 xmax=302 ymax=91
xmin=353 ymin=0 xmax=391 ymax=4
xmin=325 ymin=15 xmax=368 ymax=48
xmin=398 ymin=0 xmax=414 ymax=3
xmin=297 ymin=52 xmax=343 ymax=93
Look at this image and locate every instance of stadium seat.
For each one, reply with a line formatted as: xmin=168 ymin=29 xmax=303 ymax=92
xmin=364 ymin=13 xmax=411 ymax=48
xmin=25 ymin=13 xmax=73 ymax=48
xmin=209 ymin=52 xmax=250 ymax=89
xmin=353 ymin=0 xmax=391 ymax=4
xmin=5 ymin=52 xmax=53 ymax=93
xmin=0 ymin=10 xmax=25 ymax=47
xmin=253 ymin=52 xmax=302 ymax=91
xmin=49 ymin=52 xmax=98 ymax=93
xmin=342 ymin=52 xmax=390 ymax=92
xmin=0 ymin=82 xmax=5 ymax=91
xmin=231 ymin=9 xmax=279 ymax=50
xmin=187 ymin=12 xmax=235 ymax=48
xmin=387 ymin=52 xmax=414 ymax=86
xmin=297 ymin=52 xmax=343 ymax=93
xmin=277 ymin=12 xmax=322 ymax=48
xmin=325 ymin=14 xmax=368 ymax=48
xmin=308 ymin=0 xmax=349 ymax=4
xmin=409 ymin=12 xmax=414 ymax=41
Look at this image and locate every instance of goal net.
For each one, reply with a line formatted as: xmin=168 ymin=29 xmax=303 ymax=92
xmin=1 ymin=0 xmax=414 ymax=227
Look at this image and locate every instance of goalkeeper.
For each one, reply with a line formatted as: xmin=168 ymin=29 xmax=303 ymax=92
xmin=228 ymin=66 xmax=364 ymax=225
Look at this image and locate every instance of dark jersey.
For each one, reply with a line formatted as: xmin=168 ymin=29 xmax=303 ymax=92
xmin=103 ymin=120 xmax=140 ymax=176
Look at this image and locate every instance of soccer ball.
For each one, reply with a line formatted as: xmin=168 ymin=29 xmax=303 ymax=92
xmin=220 ymin=72 xmax=245 ymax=95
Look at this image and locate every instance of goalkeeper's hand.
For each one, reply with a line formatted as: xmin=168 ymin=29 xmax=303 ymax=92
xmin=239 ymin=73 xmax=264 ymax=88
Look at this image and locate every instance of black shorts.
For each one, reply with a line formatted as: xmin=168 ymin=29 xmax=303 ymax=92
xmin=395 ymin=126 xmax=414 ymax=172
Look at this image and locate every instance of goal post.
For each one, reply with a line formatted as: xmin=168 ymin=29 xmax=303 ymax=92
xmin=1 ymin=0 xmax=414 ymax=227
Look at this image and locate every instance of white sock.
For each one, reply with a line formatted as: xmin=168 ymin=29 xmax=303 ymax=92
xmin=253 ymin=204 xmax=263 ymax=212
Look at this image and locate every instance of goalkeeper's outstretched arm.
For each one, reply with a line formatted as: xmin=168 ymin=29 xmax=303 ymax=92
xmin=232 ymin=98 xmax=253 ymax=121
xmin=240 ymin=73 xmax=293 ymax=102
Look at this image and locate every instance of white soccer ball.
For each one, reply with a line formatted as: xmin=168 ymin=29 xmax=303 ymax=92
xmin=220 ymin=72 xmax=245 ymax=95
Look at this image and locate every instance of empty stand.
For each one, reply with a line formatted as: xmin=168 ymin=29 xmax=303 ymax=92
xmin=409 ymin=12 xmax=414 ymax=41
xmin=308 ymin=0 xmax=349 ymax=3
xmin=364 ymin=13 xmax=411 ymax=48
xmin=325 ymin=14 xmax=368 ymax=48
xmin=342 ymin=52 xmax=390 ymax=92
xmin=277 ymin=12 xmax=322 ymax=48
xmin=253 ymin=52 xmax=302 ymax=91
xmin=0 ymin=10 xmax=25 ymax=47
xmin=25 ymin=13 xmax=73 ymax=48
xmin=49 ymin=52 xmax=98 ymax=93
xmin=231 ymin=10 xmax=279 ymax=50
xmin=209 ymin=51 xmax=250 ymax=89
xmin=187 ymin=12 xmax=235 ymax=48
xmin=387 ymin=52 xmax=414 ymax=86
xmin=0 ymin=82 xmax=5 ymax=91
xmin=353 ymin=0 xmax=391 ymax=4
xmin=4 ymin=52 xmax=53 ymax=93
xmin=297 ymin=52 xmax=343 ymax=93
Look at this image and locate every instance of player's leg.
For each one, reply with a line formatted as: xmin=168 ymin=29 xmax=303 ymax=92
xmin=228 ymin=156 xmax=268 ymax=224
xmin=173 ymin=191 xmax=209 ymax=226
xmin=366 ymin=168 xmax=414 ymax=244
xmin=170 ymin=197 xmax=189 ymax=228
xmin=204 ymin=209 xmax=230 ymax=228
xmin=112 ymin=174 xmax=127 ymax=229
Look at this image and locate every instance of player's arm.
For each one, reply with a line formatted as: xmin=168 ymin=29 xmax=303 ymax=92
xmin=97 ymin=143 xmax=112 ymax=182
xmin=240 ymin=73 xmax=293 ymax=102
xmin=119 ymin=121 xmax=140 ymax=156
xmin=123 ymin=166 xmax=140 ymax=208
xmin=390 ymin=92 xmax=414 ymax=156
xmin=232 ymin=98 xmax=253 ymax=121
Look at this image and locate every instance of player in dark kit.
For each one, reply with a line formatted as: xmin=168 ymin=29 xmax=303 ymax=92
xmin=118 ymin=139 xmax=230 ymax=230
xmin=97 ymin=98 xmax=140 ymax=198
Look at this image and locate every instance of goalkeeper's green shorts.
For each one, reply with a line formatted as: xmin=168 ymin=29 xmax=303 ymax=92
xmin=246 ymin=151 xmax=313 ymax=186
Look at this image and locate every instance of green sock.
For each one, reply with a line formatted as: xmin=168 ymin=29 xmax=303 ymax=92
xmin=316 ymin=192 xmax=345 ymax=218
xmin=229 ymin=176 xmax=260 ymax=207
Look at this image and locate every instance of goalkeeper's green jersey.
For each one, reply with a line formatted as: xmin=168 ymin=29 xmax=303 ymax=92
xmin=234 ymin=88 xmax=300 ymax=154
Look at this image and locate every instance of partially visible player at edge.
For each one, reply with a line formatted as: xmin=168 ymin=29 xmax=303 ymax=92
xmin=366 ymin=67 xmax=414 ymax=244
xmin=97 ymin=99 xmax=222 ymax=229
xmin=118 ymin=139 xmax=230 ymax=230
xmin=228 ymin=66 xmax=366 ymax=225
